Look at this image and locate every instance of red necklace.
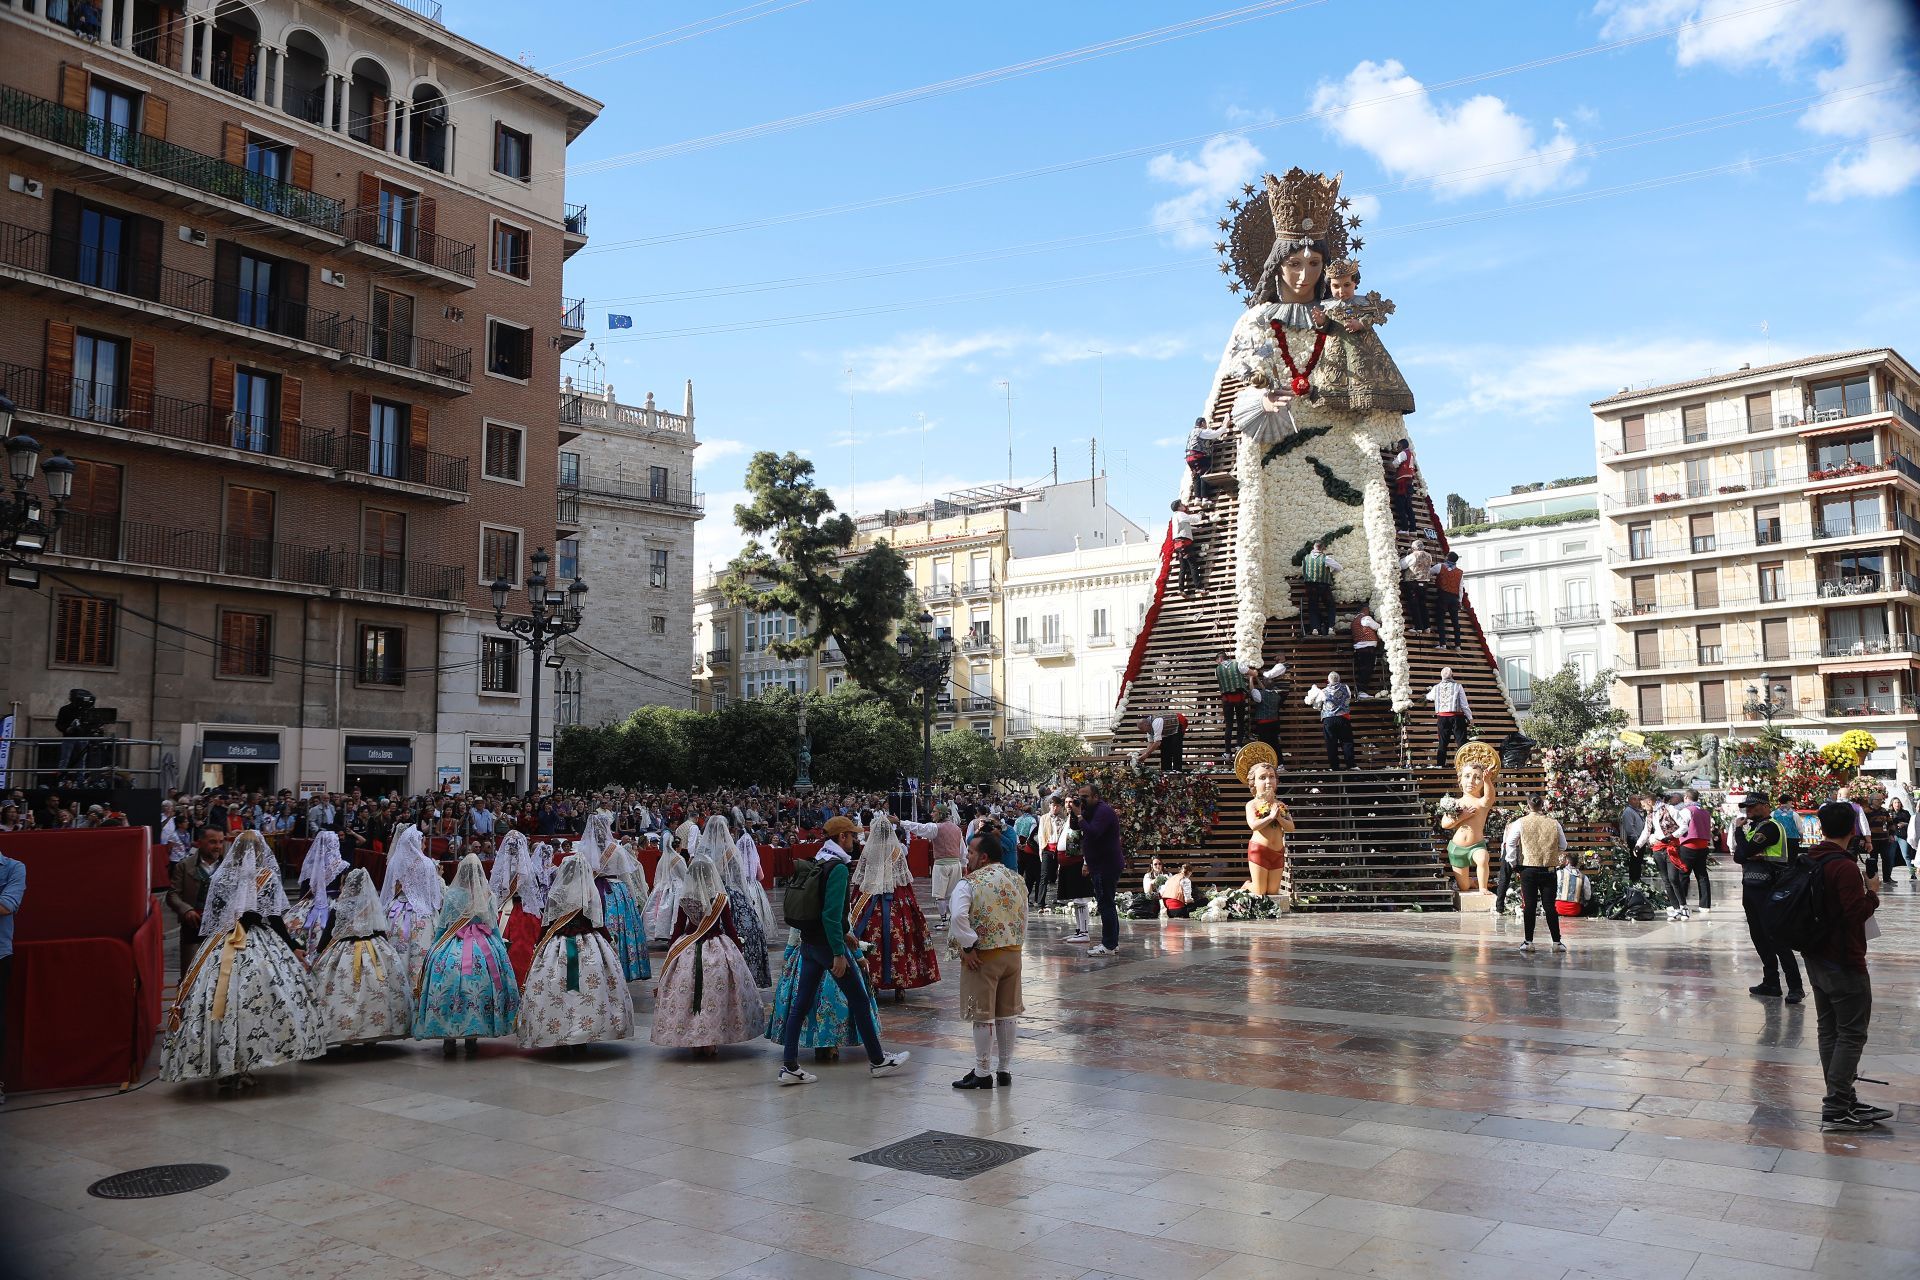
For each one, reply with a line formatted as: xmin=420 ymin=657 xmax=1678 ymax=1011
xmin=1269 ymin=320 xmax=1328 ymax=396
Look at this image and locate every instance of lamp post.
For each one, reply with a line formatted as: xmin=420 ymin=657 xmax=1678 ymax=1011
xmin=0 ymin=393 xmax=77 ymax=589
xmin=896 ymin=610 xmax=953 ymax=819
xmin=1743 ymin=673 xmax=1787 ymax=732
xmin=491 ymin=545 xmax=586 ymax=795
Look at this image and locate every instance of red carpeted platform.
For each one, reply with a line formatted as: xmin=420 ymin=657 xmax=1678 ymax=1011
xmin=1 ymin=827 xmax=164 ymax=1092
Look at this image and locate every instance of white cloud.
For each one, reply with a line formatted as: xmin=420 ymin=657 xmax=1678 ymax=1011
xmin=698 ymin=437 xmax=748 ymax=460
xmin=842 ymin=330 xmax=1188 ymax=393
xmin=1146 ymin=134 xmax=1267 ymax=247
xmin=1310 ymin=60 xmax=1580 ymax=199
xmin=1409 ymin=336 xmax=1764 ymax=421
xmin=1597 ymin=0 xmax=1920 ymax=199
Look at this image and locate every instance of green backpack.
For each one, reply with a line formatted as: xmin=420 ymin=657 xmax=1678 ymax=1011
xmin=783 ymin=857 xmax=830 ymax=925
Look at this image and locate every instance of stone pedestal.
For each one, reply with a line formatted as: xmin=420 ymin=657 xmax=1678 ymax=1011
xmin=1458 ymin=889 xmax=1496 ymax=914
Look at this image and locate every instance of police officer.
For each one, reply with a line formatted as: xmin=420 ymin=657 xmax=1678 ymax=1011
xmin=1731 ymin=791 xmax=1803 ymax=1003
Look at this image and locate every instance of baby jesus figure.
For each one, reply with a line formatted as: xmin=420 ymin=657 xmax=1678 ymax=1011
xmin=1314 ymin=260 xmax=1396 ymax=333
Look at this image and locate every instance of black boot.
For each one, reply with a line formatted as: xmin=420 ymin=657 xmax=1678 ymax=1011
xmin=952 ymin=1070 xmax=995 ymax=1090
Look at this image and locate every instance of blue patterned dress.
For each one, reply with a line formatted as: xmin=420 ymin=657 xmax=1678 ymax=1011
xmin=597 ymin=875 xmax=652 ymax=981
xmin=413 ymin=884 xmax=520 ymax=1040
xmin=763 ymin=928 xmax=882 ymax=1051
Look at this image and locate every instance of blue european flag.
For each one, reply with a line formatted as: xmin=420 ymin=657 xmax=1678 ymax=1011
xmin=608 ymin=314 xmax=633 ymax=330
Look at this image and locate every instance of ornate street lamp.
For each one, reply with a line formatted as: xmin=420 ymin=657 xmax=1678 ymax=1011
xmin=1 ymin=393 xmax=76 ymax=589
xmin=491 ymin=545 xmax=587 ymax=793
xmin=896 ymin=611 xmax=954 ymax=818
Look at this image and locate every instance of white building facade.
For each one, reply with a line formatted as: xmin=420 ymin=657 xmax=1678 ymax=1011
xmin=1452 ymin=481 xmax=1606 ymax=711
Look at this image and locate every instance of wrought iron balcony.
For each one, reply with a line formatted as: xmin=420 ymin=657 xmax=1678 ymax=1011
xmin=959 ymin=576 xmax=997 ymax=597
xmin=1825 ymin=695 xmax=1917 ymax=717
xmin=345 ymin=205 xmax=476 ymax=279
xmin=564 ymin=203 xmax=588 ymax=236
xmin=1491 ymin=611 xmax=1537 ymax=632
xmin=558 ymin=474 xmax=704 ymax=515
xmin=1554 ymin=604 xmax=1601 ymax=624
xmin=706 ymin=648 xmax=732 ymax=666
xmin=324 ymin=435 xmax=470 ymax=494
xmin=561 ymin=297 xmax=586 ymax=330
xmin=963 ymin=695 xmax=996 ymax=714
xmin=1821 ymin=633 xmax=1920 ymax=659
xmin=336 ymin=319 xmax=471 ymax=385
xmin=0 ymin=84 xmax=343 ymax=232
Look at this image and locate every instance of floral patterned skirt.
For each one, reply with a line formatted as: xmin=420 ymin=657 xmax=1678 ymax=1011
xmin=855 ymin=881 xmax=941 ymax=991
xmin=763 ymin=934 xmax=881 ymax=1049
xmin=161 ymin=924 xmax=327 ymax=1081
xmin=650 ymin=935 xmax=766 ymax=1048
xmin=310 ymin=934 xmax=412 ymax=1047
xmin=599 ymin=878 xmax=653 ymax=981
xmin=729 ymin=888 xmax=772 ymax=989
xmin=413 ymin=923 xmax=520 ymax=1040
xmin=518 ymin=931 xmax=635 ymax=1049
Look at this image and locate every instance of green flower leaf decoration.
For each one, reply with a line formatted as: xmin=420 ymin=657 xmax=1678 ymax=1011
xmin=1292 ymin=526 xmax=1354 ymax=566
xmin=1305 ymin=456 xmax=1364 ymax=506
xmin=1260 ymin=423 xmax=1335 ymax=467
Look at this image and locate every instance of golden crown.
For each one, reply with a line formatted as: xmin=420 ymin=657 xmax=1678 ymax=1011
xmin=1265 ymin=167 xmax=1343 ymax=241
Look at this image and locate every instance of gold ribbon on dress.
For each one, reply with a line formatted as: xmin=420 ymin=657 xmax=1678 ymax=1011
xmin=168 ymin=921 xmax=245 ymax=1032
xmin=351 ymin=939 xmax=383 ymax=986
xmin=663 ymin=895 xmax=728 ymax=970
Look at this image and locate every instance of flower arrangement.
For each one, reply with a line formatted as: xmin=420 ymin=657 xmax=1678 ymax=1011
xmin=1772 ymin=747 xmax=1844 ymax=810
xmin=1542 ymin=746 xmax=1633 ymax=824
xmin=1058 ymin=760 xmax=1219 ymax=849
xmin=1723 ymin=737 xmax=1783 ymax=785
xmin=1839 ymin=728 xmax=1878 ymax=762
xmin=1199 ymin=887 xmax=1288 ymax=920
xmin=1846 ymin=773 xmax=1888 ymax=807
xmin=1432 ymin=796 xmax=1462 ymax=822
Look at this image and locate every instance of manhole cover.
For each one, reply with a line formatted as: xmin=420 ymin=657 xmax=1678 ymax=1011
xmin=851 ymin=1130 xmax=1036 ymax=1181
xmin=88 ymin=1164 xmax=230 ymax=1199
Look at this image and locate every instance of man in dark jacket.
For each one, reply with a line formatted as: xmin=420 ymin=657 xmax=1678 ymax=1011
xmin=1803 ymin=801 xmax=1888 ymax=1133
xmin=1074 ymin=783 xmax=1124 ymax=957
xmin=1730 ymin=792 xmax=1802 ymax=1003
xmin=1617 ymin=795 xmax=1648 ymax=883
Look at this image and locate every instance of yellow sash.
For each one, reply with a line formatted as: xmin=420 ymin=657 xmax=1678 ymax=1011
xmin=169 ymin=921 xmax=247 ymax=1032
xmin=663 ymin=895 xmax=727 ymax=969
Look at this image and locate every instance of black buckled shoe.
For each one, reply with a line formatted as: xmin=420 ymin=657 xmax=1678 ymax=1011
xmin=952 ymin=1070 xmax=995 ymax=1090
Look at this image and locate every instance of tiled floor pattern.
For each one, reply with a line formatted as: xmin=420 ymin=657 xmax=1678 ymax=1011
xmin=3 ymin=884 xmax=1918 ymax=1279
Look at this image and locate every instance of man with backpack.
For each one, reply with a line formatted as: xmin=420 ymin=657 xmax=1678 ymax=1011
xmin=1782 ymin=802 xmax=1888 ymax=1133
xmin=776 ymin=816 xmax=911 ymax=1086
xmin=1731 ymin=791 xmax=1803 ymax=1004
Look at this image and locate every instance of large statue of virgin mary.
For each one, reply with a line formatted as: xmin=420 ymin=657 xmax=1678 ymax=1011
xmin=1205 ymin=168 xmax=1418 ymax=710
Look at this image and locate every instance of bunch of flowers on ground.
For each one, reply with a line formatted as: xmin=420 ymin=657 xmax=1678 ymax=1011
xmin=1198 ymin=887 xmax=1288 ymax=920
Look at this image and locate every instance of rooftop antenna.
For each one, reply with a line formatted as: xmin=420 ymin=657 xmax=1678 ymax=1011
xmin=917 ymin=411 xmax=927 ymax=506
xmin=844 ymin=368 xmax=856 ymax=514
xmin=998 ymin=380 xmax=1013 ymax=484
xmin=1760 ymin=319 xmax=1771 ymax=362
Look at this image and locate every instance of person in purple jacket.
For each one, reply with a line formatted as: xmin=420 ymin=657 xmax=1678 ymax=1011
xmin=1073 ymin=783 xmax=1124 ymax=957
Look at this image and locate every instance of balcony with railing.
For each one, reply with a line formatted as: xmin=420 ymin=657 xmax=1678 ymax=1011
xmin=0 ymin=84 xmax=343 ymax=233
xmin=706 ymin=648 xmax=733 ymax=667
xmin=1491 ymin=610 xmax=1536 ymax=632
xmin=558 ymin=472 xmax=704 ymax=516
xmin=1555 ymin=603 xmax=1602 ymax=624
xmin=1820 ymin=632 xmax=1920 ymax=660
xmin=343 ymin=205 xmax=475 ymax=282
xmin=959 ymin=576 xmax=997 ymax=598
xmin=1020 ymin=636 xmax=1073 ymax=660
xmin=1817 ymin=572 xmax=1920 ymax=599
xmin=336 ymin=319 xmax=471 ymax=389
xmin=325 ymin=435 xmax=469 ymax=496
xmin=49 ymin=513 xmax=462 ymax=601
xmin=1005 ymin=716 xmax=1034 ymax=737
xmin=561 ymin=297 xmax=586 ymax=331
xmin=959 ymin=628 xmax=996 ymax=655
xmin=921 ymin=583 xmax=957 ymax=603
xmin=564 ymin=203 xmax=588 ymax=236
xmin=1605 ymin=389 xmax=1912 ymax=460
xmin=819 ymin=644 xmax=846 ymax=666
xmin=963 ymin=695 xmax=996 ymax=714
xmin=1812 ymin=512 xmax=1920 ymax=542
xmin=1825 ymin=694 xmax=1919 ymax=718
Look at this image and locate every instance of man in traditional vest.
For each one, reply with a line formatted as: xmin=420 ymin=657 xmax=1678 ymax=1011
xmin=1300 ymin=541 xmax=1341 ymax=637
xmin=1401 ymin=542 xmax=1436 ymax=634
xmin=1431 ymin=551 xmax=1464 ymax=648
xmin=1171 ymin=500 xmax=1205 ymax=595
xmin=900 ymin=804 xmax=967 ymax=928
xmin=949 ymin=828 xmax=1028 ymax=1090
xmin=1350 ymin=608 xmax=1382 ymax=696
xmin=1731 ymin=791 xmax=1803 ymax=1002
xmin=1185 ymin=416 xmax=1226 ymax=501
xmin=1136 ymin=712 xmax=1186 ymax=773
xmin=1675 ymin=787 xmax=1714 ymax=914
xmin=1250 ymin=661 xmax=1287 ymax=757
xmin=1215 ymin=650 xmax=1251 ymax=755
xmin=1390 ymin=439 xmax=1417 ymax=532
xmin=1306 ymin=670 xmax=1355 ymax=771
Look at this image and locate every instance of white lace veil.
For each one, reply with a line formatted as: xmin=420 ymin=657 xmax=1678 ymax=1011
xmin=681 ymin=855 xmax=725 ymax=917
xmin=602 ymin=837 xmax=649 ymax=901
xmin=381 ymin=824 xmax=443 ymax=915
xmin=694 ymin=815 xmax=734 ymax=865
xmin=855 ymin=816 xmax=903 ymax=895
xmin=489 ymin=830 xmax=549 ymax=917
xmin=576 ymin=810 xmax=613 ymax=868
xmin=437 ymin=852 xmax=498 ymax=930
xmin=299 ymin=830 xmax=349 ymax=912
xmin=202 ymin=831 xmax=291 ymax=938
xmin=543 ymin=853 xmax=604 ymax=927
xmin=330 ymin=867 xmax=388 ymax=937
xmin=654 ymin=826 xmax=686 ymax=883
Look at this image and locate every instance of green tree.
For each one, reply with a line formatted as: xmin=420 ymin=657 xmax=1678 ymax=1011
xmin=808 ymin=688 xmax=920 ymax=789
xmin=686 ymin=692 xmax=798 ymax=788
xmin=720 ymin=452 xmax=917 ymax=704
xmin=930 ymin=728 xmax=999 ymax=785
xmin=996 ymin=730 xmax=1087 ymax=784
xmin=1520 ymin=664 xmax=1627 ymax=749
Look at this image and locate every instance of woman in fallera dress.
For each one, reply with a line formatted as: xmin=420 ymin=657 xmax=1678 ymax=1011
xmin=309 ymin=867 xmax=413 ymax=1049
xmin=580 ymin=810 xmax=652 ymax=980
xmin=643 ymin=826 xmax=687 ymax=945
xmin=287 ymin=829 xmax=349 ymax=954
xmin=852 ymin=815 xmax=940 ymax=997
xmin=700 ymin=815 xmax=772 ymax=988
xmin=488 ymin=830 xmax=549 ymax=986
xmin=380 ymin=823 xmax=443 ymax=993
xmin=651 ymin=858 xmax=765 ymax=1056
xmin=161 ymin=831 xmax=327 ymax=1089
xmin=519 ymin=853 xmax=636 ymax=1052
xmin=413 ymin=853 xmax=520 ymax=1057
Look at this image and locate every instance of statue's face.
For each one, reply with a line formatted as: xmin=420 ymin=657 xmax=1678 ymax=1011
xmin=1329 ymin=275 xmax=1356 ymax=300
xmin=1279 ymin=249 xmax=1324 ymax=302
xmin=1461 ymin=762 xmax=1486 ymax=791
xmin=1251 ymin=764 xmax=1278 ymax=799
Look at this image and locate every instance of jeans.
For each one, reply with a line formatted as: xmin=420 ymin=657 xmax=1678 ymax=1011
xmin=782 ymin=941 xmax=884 ymax=1070
xmin=1304 ymin=581 xmax=1334 ymax=636
xmin=1354 ymin=646 xmax=1377 ymax=691
xmin=1187 ymin=457 xmax=1212 ymax=501
xmin=1391 ymin=486 xmax=1414 ymax=532
xmin=1864 ymin=841 xmax=1903 ymax=880
xmin=1322 ymin=716 xmax=1354 ymax=769
xmin=1176 ymin=542 xmax=1203 ymax=593
xmin=0 ymin=953 xmax=10 ymax=1085
xmin=1519 ymin=866 xmax=1561 ymax=943
xmin=1091 ymin=870 xmax=1120 ymax=950
xmin=1433 ymin=715 xmax=1470 ymax=766
xmin=1435 ymin=592 xmax=1461 ymax=646
xmin=1805 ymin=957 xmax=1872 ymax=1114
xmin=1671 ymin=846 xmax=1711 ymax=909
xmin=1741 ymin=882 xmax=1802 ymax=993
xmin=1220 ymin=697 xmax=1248 ymax=754
xmin=1038 ymin=848 xmax=1058 ymax=908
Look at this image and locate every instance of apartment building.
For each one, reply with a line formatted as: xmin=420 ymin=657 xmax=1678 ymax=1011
xmin=1001 ymin=535 xmax=1159 ymax=750
xmin=1450 ymin=479 xmax=1606 ymax=710
xmin=1594 ymin=348 xmax=1920 ymax=782
xmin=553 ymin=382 xmax=703 ymax=730
xmin=0 ymin=0 xmax=599 ymax=795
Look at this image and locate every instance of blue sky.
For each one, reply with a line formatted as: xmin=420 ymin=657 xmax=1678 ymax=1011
xmin=453 ymin=0 xmax=1920 ymax=571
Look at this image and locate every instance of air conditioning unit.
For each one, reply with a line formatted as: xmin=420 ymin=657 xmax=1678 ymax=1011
xmin=320 ymin=268 xmax=348 ymax=288
xmin=9 ymin=174 xmax=45 ymax=198
xmin=178 ymin=226 xmax=208 ymax=246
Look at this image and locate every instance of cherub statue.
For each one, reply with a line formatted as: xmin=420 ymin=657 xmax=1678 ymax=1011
xmin=1439 ymin=741 xmax=1500 ymax=895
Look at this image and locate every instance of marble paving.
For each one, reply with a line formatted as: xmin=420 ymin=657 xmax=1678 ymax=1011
xmin=4 ymin=884 xmax=1919 ymax=1280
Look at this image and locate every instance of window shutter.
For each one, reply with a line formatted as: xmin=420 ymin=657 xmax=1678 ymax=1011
xmin=1621 ymin=415 xmax=1646 ymax=452
xmin=45 ymin=320 xmax=76 ymax=409
xmin=368 ymin=94 xmax=388 ymax=149
xmin=281 ymin=261 xmax=308 ymax=339
xmin=230 ymin=35 xmax=254 ymax=77
xmin=158 ymin=10 xmax=183 ymax=72
xmin=210 ymin=357 xmax=235 ymax=427
xmin=128 ymin=213 xmax=162 ymax=301
xmin=212 ymin=241 xmax=240 ymax=321
xmin=517 ymin=324 xmax=533 ymax=378
xmin=48 ymin=190 xmax=81 ymax=281
xmin=410 ymin=404 xmax=430 ymax=452
xmin=290 ymin=147 xmax=313 ymax=191
xmin=280 ymin=375 xmax=303 ymax=459
xmin=1682 ymin=404 xmax=1707 ymax=437
xmin=141 ymin=95 xmax=169 ymax=140
xmin=351 ymin=172 xmax=380 ymax=240
xmin=128 ymin=340 xmax=155 ymax=431
xmin=350 ymin=391 xmax=371 ymax=471
xmin=417 ymin=195 xmax=437 ymax=241
xmin=60 ymin=65 xmax=88 ymax=112
xmin=1746 ymin=391 xmax=1772 ymax=429
xmin=223 ymin=123 xmax=246 ymax=167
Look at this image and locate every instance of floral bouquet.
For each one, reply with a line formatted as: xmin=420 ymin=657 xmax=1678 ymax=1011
xmin=1199 ymin=887 xmax=1288 ymax=921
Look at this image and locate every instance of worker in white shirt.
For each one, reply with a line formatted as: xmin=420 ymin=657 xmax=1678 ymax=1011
xmin=1185 ymin=417 xmax=1227 ymax=501
xmin=1134 ymin=712 xmax=1187 ymax=773
xmin=1170 ymin=500 xmax=1206 ymax=594
xmin=1350 ymin=609 xmax=1382 ymax=695
xmin=1426 ymin=667 xmax=1472 ymax=766
xmin=1401 ymin=543 xmax=1436 ymax=633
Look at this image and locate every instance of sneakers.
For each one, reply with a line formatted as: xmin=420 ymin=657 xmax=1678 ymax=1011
xmin=1694 ymin=907 xmax=1710 ymax=915
xmin=1850 ymin=1102 xmax=1895 ymax=1124
xmin=1748 ymin=984 xmax=1783 ymax=998
xmin=1087 ymin=945 xmax=1116 ymax=956
xmin=1552 ymin=941 xmax=1568 ymax=953
xmin=953 ymin=1070 xmax=995 ymax=1090
xmin=870 ymin=1051 xmax=910 ymax=1078
xmin=1064 ymin=932 xmax=1090 ymax=944
xmin=778 ymin=1066 xmax=818 ymax=1086
xmin=1821 ymin=1112 xmax=1875 ymax=1133
xmin=1515 ymin=941 xmax=1534 ymax=953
